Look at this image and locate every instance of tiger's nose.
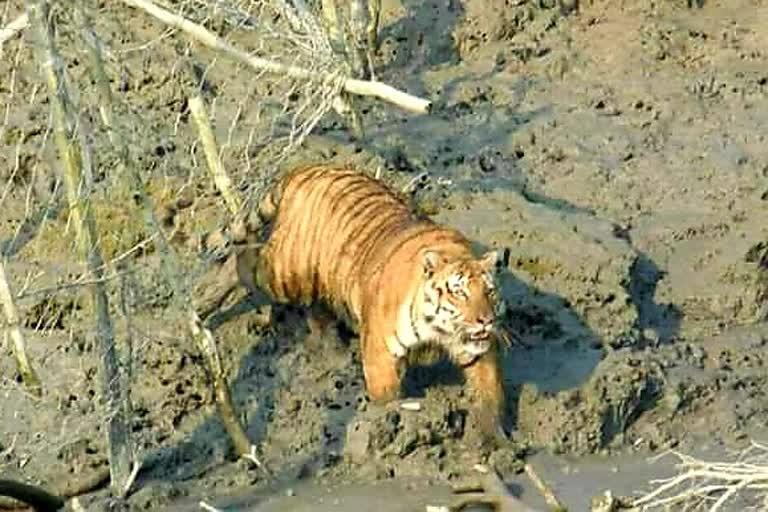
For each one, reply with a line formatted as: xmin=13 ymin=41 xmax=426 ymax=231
xmin=477 ymin=314 xmax=494 ymax=326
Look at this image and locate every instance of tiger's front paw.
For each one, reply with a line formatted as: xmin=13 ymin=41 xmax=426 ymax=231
xmin=366 ymin=379 xmax=402 ymax=403
xmin=473 ymin=408 xmax=509 ymax=452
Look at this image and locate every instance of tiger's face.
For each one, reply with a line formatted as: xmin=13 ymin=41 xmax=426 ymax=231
xmin=417 ymin=249 xmax=506 ymax=365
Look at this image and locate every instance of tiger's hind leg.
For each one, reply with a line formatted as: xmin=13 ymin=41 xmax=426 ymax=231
xmin=305 ymin=303 xmax=341 ymax=351
xmin=360 ymin=330 xmax=403 ymax=402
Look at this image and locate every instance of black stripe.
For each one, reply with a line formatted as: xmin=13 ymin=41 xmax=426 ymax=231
xmin=281 ymin=170 xmax=330 ymax=296
xmin=284 ymin=165 xmax=329 ymax=195
xmin=334 ymin=193 xmax=401 ymax=235
xmin=372 ymin=224 xmax=444 ymax=267
xmin=328 ymin=187 xmax=389 ymax=233
xmin=303 ymin=174 xmax=347 ymax=294
xmin=349 ymin=216 xmax=414 ymax=272
xmin=327 ymin=196 xmax=406 ymax=293
xmin=314 ymin=180 xmax=387 ymax=289
xmin=312 ymin=177 xmax=370 ymax=294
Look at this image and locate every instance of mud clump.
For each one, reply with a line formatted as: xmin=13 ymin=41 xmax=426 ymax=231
xmin=517 ymin=350 xmax=663 ymax=456
xmin=343 ymin=390 xmax=528 ymax=482
xmin=126 ymin=481 xmax=187 ymax=511
xmin=453 ymin=0 xmax=574 ymax=59
xmin=344 ymin=404 xmax=463 ymax=462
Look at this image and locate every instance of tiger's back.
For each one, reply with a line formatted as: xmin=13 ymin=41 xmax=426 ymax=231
xmin=257 ymin=164 xmax=442 ymax=326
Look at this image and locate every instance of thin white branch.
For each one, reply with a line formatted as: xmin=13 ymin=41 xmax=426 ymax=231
xmin=634 ymin=443 xmax=768 ymax=510
xmin=0 ymin=13 xmax=28 ymax=50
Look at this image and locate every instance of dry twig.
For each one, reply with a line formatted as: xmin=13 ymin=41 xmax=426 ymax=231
xmin=188 ymin=96 xmax=242 ymax=217
xmin=524 ymin=463 xmax=567 ymax=511
xmin=0 ymin=13 xmax=28 ymax=50
xmin=119 ymin=0 xmax=432 ymax=114
xmin=0 ymin=259 xmax=42 ymax=397
xmin=633 ymin=441 xmax=768 ymax=511
xmin=199 ymin=500 xmax=224 ymax=512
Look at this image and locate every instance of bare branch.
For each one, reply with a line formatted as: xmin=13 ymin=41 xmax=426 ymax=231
xmin=0 ymin=260 xmax=42 ymax=397
xmin=187 ymin=94 xmax=267 ymax=466
xmin=188 ymin=96 xmax=242 ymax=217
xmin=634 ymin=443 xmax=768 ymax=510
xmin=25 ymin=0 xmax=134 ymax=496
xmin=119 ymin=0 xmax=432 ymax=114
xmin=0 ymin=14 xmax=28 ymax=51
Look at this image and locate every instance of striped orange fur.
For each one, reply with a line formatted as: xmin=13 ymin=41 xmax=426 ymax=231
xmin=250 ymin=164 xmax=508 ymax=438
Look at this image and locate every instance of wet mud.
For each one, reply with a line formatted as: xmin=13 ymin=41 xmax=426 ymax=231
xmin=1 ymin=0 xmax=768 ymax=510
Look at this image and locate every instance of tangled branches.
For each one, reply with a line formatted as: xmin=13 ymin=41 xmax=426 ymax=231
xmin=634 ymin=441 xmax=768 ymax=511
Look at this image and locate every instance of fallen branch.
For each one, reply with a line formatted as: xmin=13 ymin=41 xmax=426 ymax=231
xmin=633 ymin=441 xmax=768 ymax=511
xmin=524 ymin=463 xmax=567 ymax=511
xmin=444 ymin=465 xmax=542 ymax=512
xmin=26 ymin=0 xmax=134 ymax=496
xmin=0 ymin=13 xmax=28 ymax=50
xmin=119 ymin=0 xmax=432 ymax=114
xmin=0 ymin=467 xmax=110 ymax=510
xmin=0 ymin=260 xmax=42 ymax=397
xmin=0 ymin=479 xmax=64 ymax=512
xmin=188 ymin=94 xmax=268 ymax=468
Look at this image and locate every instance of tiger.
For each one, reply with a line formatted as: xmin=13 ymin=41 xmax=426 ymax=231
xmin=205 ymin=164 xmax=510 ymax=441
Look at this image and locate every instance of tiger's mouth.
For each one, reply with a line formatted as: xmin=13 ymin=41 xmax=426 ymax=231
xmin=466 ymin=323 xmax=494 ymax=342
xmin=469 ymin=330 xmax=491 ymax=341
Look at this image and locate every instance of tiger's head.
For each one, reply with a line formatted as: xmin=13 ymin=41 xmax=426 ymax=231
xmin=415 ymin=248 xmax=508 ymax=366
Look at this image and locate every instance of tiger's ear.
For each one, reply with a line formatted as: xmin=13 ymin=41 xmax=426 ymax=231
xmin=479 ymin=248 xmax=509 ymax=272
xmin=423 ymin=251 xmax=441 ymax=274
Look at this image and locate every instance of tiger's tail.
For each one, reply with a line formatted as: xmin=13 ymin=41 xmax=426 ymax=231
xmin=257 ymin=185 xmax=279 ymax=222
xmin=256 ymin=165 xmax=304 ymax=223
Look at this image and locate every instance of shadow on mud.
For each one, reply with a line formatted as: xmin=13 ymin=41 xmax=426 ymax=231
xmin=376 ymin=0 xmax=464 ymax=81
xmin=628 ymin=253 xmax=683 ymax=346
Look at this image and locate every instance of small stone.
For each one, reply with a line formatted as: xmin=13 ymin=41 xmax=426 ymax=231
xmin=400 ymin=401 xmax=422 ymax=411
xmin=642 ymin=328 xmax=660 ymax=345
xmin=344 ymin=419 xmax=374 ymax=463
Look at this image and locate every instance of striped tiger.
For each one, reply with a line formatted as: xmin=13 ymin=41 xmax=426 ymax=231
xmin=214 ymin=164 xmax=509 ymax=440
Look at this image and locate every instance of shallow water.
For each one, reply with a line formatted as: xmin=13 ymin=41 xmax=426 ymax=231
xmin=165 ymin=433 xmax=766 ymax=511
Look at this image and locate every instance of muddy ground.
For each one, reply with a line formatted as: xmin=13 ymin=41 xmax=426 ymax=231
xmin=2 ymin=0 xmax=768 ymax=510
